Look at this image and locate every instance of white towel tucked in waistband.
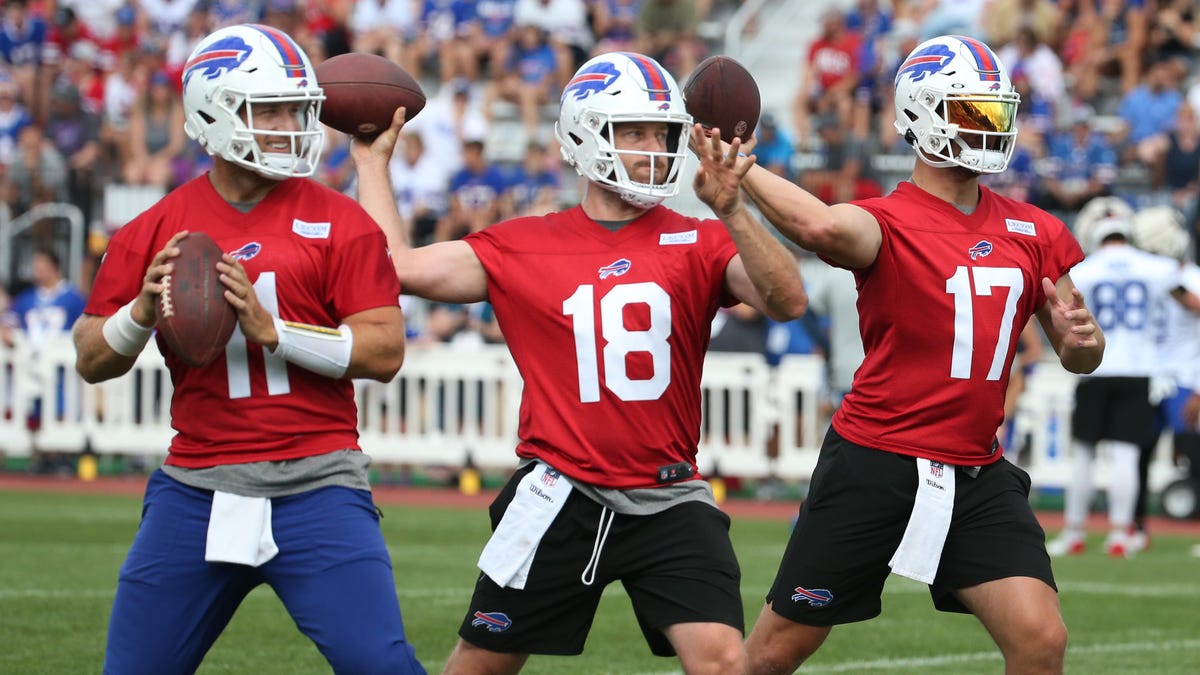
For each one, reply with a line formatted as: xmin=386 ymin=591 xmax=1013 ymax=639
xmin=478 ymin=462 xmax=572 ymax=589
xmin=888 ymin=457 xmax=955 ymax=585
xmin=204 ymin=491 xmax=279 ymax=567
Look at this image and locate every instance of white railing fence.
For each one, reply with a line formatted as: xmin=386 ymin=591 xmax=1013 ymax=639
xmin=0 ymin=334 xmax=1184 ymax=493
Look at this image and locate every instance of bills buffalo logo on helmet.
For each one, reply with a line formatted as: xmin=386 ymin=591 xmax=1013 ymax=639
xmin=895 ymin=44 xmax=955 ymax=85
xmin=471 ymin=611 xmax=512 ymax=632
xmin=598 ymin=258 xmax=632 ymax=279
xmin=229 ymin=242 xmax=262 ymax=262
xmin=968 ymin=240 xmax=994 ymax=260
xmin=792 ymin=586 xmax=833 ymax=607
xmin=563 ymin=61 xmax=621 ymax=102
xmin=184 ymin=35 xmax=253 ymax=87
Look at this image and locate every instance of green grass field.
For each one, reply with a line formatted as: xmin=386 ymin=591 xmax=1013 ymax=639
xmin=1 ymin=489 xmax=1198 ymax=674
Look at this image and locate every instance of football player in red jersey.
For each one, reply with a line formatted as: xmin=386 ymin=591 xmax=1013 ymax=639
xmin=355 ymin=51 xmax=806 ymax=674
xmin=736 ymin=35 xmax=1105 ymax=675
xmin=72 ymin=24 xmax=425 ymax=674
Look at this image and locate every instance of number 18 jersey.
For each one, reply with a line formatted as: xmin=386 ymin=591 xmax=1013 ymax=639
xmin=465 ymin=205 xmax=738 ymax=489
xmin=837 ymin=182 xmax=1084 ymax=464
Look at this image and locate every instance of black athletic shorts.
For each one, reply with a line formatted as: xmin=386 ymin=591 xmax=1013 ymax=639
xmin=766 ymin=426 xmax=1055 ymax=626
xmin=457 ymin=464 xmax=744 ymax=656
xmin=1071 ymin=376 xmax=1157 ymax=446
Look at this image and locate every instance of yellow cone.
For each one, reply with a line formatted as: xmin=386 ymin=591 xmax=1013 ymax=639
xmin=459 ymin=467 xmax=481 ymax=496
xmin=78 ymin=455 xmax=98 ymax=482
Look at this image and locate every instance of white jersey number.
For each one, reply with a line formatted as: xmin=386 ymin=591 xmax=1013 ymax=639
xmin=563 ymin=282 xmax=672 ymax=403
xmin=946 ymin=266 xmax=1024 ymax=381
xmin=226 ymin=272 xmax=290 ymax=399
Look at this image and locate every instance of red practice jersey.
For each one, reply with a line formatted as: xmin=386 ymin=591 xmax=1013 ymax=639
xmin=465 ymin=205 xmax=739 ymax=489
xmin=835 ymin=182 xmax=1083 ymax=465
xmin=85 ymin=176 xmax=401 ymax=467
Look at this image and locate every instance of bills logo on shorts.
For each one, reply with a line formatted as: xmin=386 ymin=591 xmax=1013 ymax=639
xmin=598 ymin=258 xmax=631 ymax=279
xmin=563 ymin=61 xmax=620 ymax=103
xmin=471 ymin=611 xmax=512 ymax=632
xmin=792 ymin=586 xmax=833 ymax=607
xmin=229 ymin=242 xmax=262 ymax=262
xmin=184 ymin=36 xmax=252 ymax=87
xmin=968 ymin=240 xmax=993 ymax=260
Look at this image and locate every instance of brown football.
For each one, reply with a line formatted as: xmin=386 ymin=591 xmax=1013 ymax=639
xmin=316 ymin=52 xmax=426 ymax=139
xmin=683 ymin=55 xmax=761 ymax=144
xmin=155 ymin=232 xmax=238 ymax=368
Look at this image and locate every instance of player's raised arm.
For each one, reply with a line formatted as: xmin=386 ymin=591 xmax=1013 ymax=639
xmin=351 ymin=108 xmax=489 ymax=305
xmin=691 ymin=124 xmax=807 ymax=321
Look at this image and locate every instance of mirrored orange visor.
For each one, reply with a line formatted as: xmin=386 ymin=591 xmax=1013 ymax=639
xmin=945 ymin=97 xmax=1015 ymax=133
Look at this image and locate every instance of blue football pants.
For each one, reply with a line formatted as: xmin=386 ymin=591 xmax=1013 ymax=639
xmin=103 ymin=469 xmax=425 ymax=674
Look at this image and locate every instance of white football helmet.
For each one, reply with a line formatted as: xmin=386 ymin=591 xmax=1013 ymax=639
xmin=893 ymin=35 xmax=1020 ymax=174
xmin=1133 ymin=205 xmax=1191 ymax=260
xmin=183 ymin=24 xmax=325 ymax=179
xmin=554 ymin=52 xmax=692 ymax=208
xmin=1073 ymin=196 xmax=1135 ymax=254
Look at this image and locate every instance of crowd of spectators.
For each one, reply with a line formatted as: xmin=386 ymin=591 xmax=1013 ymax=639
xmin=0 ymin=0 xmax=735 ymax=344
xmin=6 ymin=0 xmax=1200 ymax=414
xmin=794 ymin=0 xmax=1200 ymax=260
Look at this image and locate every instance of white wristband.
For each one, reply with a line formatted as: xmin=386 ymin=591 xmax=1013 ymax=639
xmin=269 ymin=316 xmax=354 ymax=379
xmin=101 ymin=300 xmax=155 ymax=357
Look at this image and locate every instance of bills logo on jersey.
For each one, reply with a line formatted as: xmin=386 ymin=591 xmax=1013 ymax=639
xmin=598 ymin=258 xmax=632 ymax=279
xmin=792 ymin=586 xmax=833 ymax=607
xmin=563 ymin=61 xmax=620 ymax=102
xmin=968 ymin=240 xmax=993 ymax=260
xmin=895 ymin=44 xmax=954 ymax=85
xmin=184 ymin=36 xmax=252 ymax=87
xmin=471 ymin=611 xmax=512 ymax=632
xmin=229 ymin=242 xmax=262 ymax=262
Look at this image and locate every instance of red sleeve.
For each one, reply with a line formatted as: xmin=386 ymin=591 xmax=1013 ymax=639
xmin=1045 ymin=215 xmax=1085 ymax=283
xmin=325 ymin=213 xmax=402 ymax=317
xmin=84 ymin=219 xmax=157 ymax=317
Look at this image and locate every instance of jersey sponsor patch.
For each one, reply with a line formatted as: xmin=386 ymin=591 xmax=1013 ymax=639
xmin=292 ymin=219 xmax=331 ymax=239
xmin=471 ymin=611 xmax=512 ymax=632
xmin=1005 ymin=218 xmax=1036 ymax=236
xmin=791 ymin=586 xmax=833 ymax=607
xmin=659 ymin=230 xmax=697 ymax=245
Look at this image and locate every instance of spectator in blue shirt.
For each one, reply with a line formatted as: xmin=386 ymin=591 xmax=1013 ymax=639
xmin=1117 ymin=58 xmax=1184 ymax=157
xmin=437 ymin=138 xmax=509 ymax=241
xmin=503 ymin=140 xmax=560 ymax=217
xmin=754 ymin=113 xmax=795 ymax=180
xmin=1035 ymin=104 xmax=1118 ymax=214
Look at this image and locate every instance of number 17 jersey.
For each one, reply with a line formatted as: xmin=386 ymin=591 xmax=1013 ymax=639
xmin=465 ymin=205 xmax=738 ymax=489
xmin=837 ymin=182 xmax=1084 ymax=464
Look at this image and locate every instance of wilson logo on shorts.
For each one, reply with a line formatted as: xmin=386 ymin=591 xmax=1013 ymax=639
xmin=968 ymin=240 xmax=993 ymax=260
xmin=471 ymin=611 xmax=512 ymax=632
xmin=792 ymin=586 xmax=833 ymax=607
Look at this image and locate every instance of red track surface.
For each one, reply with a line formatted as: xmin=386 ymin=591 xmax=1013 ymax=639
xmin=2 ymin=474 xmax=1199 ymax=535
